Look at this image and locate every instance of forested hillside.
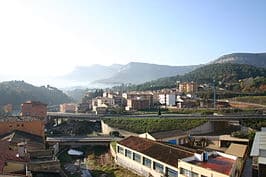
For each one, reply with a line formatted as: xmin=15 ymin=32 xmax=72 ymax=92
xmin=121 ymin=63 xmax=266 ymax=91
xmin=0 ymin=81 xmax=72 ymax=106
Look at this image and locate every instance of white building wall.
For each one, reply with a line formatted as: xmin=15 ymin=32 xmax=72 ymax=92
xmin=167 ymin=94 xmax=176 ymax=106
xmin=159 ymin=94 xmax=176 ymax=106
xmin=116 ymin=144 xmax=179 ymax=177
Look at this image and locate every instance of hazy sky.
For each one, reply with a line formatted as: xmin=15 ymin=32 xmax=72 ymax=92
xmin=0 ymin=0 xmax=266 ymax=85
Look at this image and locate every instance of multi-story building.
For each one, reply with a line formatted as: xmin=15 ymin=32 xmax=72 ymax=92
xmin=250 ymin=128 xmax=266 ymax=177
xmin=178 ymin=151 xmax=238 ymax=177
xmin=178 ymin=82 xmax=197 ymax=93
xmin=3 ymin=104 xmax=12 ymax=114
xmin=158 ymin=93 xmax=176 ymax=106
xmin=122 ymin=92 xmax=153 ymax=108
xmin=92 ymin=97 xmax=115 ymax=112
xmin=125 ymin=99 xmax=150 ymax=111
xmin=60 ymin=103 xmax=77 ymax=113
xmin=115 ymin=136 xmax=197 ymax=177
xmin=0 ymin=116 xmax=45 ymax=138
xmin=104 ymin=91 xmax=124 ymax=106
xmin=21 ymin=101 xmax=47 ymax=118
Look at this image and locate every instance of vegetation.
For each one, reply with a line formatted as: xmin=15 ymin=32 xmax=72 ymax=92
xmin=241 ymin=119 xmax=266 ymax=130
xmin=231 ymin=129 xmax=256 ymax=140
xmin=0 ymin=80 xmax=72 ymax=106
xmin=230 ymin=96 xmax=266 ymax=105
xmin=103 ymin=118 xmax=207 ymax=133
xmin=113 ymin=63 xmax=266 ymax=92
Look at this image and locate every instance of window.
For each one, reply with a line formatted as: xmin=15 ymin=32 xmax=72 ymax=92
xmin=117 ymin=146 xmax=124 ymax=155
xmin=166 ymin=167 xmax=178 ymax=177
xmin=153 ymin=161 xmax=164 ymax=174
xmin=133 ymin=152 xmax=141 ymax=163
xmin=143 ymin=157 xmax=151 ymax=168
xmin=180 ymin=168 xmax=198 ymax=177
xmin=125 ymin=149 xmax=132 ymax=158
xmin=191 ymin=172 xmax=199 ymax=177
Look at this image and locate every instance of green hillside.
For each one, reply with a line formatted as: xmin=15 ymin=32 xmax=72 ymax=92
xmin=0 ymin=80 xmax=72 ymax=107
xmin=121 ymin=63 xmax=266 ymax=91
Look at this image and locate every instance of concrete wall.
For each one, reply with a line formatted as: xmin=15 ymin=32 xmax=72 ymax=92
xmin=188 ymin=121 xmax=214 ymax=135
xmin=101 ymin=120 xmax=138 ymax=137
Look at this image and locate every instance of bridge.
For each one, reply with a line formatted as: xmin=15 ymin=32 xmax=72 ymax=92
xmin=46 ymin=136 xmax=121 ymax=146
xmin=47 ymin=112 xmax=266 ymax=122
xmin=47 ymin=112 xmax=101 ymax=120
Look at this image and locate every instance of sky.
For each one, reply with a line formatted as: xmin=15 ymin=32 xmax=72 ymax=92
xmin=0 ymin=0 xmax=266 ymax=86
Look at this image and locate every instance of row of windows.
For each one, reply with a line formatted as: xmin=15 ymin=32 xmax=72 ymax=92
xmin=9 ymin=124 xmax=24 ymax=128
xmin=117 ymin=145 xmax=178 ymax=177
xmin=180 ymin=168 xmax=199 ymax=177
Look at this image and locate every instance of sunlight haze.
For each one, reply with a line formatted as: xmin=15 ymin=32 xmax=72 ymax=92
xmin=0 ymin=0 xmax=266 ymax=86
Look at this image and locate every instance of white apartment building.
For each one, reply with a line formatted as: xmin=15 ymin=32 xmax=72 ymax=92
xmin=159 ymin=93 xmax=176 ymax=106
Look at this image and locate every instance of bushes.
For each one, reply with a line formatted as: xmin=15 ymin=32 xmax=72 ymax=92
xmin=103 ymin=118 xmax=207 ymax=133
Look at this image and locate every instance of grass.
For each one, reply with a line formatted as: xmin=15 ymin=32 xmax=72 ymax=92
xmin=103 ymin=117 xmax=207 ymax=133
xmin=230 ymin=96 xmax=266 ymax=105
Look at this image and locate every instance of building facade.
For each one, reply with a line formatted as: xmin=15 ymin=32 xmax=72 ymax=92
xmin=116 ymin=136 xmax=196 ymax=177
xmin=0 ymin=117 xmax=45 ymax=138
xmin=21 ymin=101 xmax=47 ymax=118
xmin=178 ymin=82 xmax=197 ymax=93
xmin=158 ymin=93 xmax=176 ymax=106
xmin=59 ymin=103 xmax=77 ymax=113
xmin=125 ymin=99 xmax=150 ymax=111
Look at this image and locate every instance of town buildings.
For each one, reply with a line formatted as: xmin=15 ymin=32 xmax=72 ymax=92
xmin=60 ymin=103 xmax=77 ymax=113
xmin=0 ymin=100 xmax=60 ymax=176
xmin=125 ymin=99 xmax=150 ymax=111
xmin=21 ymin=101 xmax=47 ymax=117
xmin=178 ymin=82 xmax=197 ymax=93
xmin=122 ymin=92 xmax=153 ymax=108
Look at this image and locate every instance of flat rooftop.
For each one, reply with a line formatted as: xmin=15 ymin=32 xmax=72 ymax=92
xmin=190 ymin=155 xmax=235 ymax=175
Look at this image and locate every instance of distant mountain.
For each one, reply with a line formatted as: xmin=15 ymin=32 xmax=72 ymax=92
xmin=64 ymin=64 xmax=123 ymax=82
xmin=211 ymin=53 xmax=266 ymax=68
xmin=94 ymin=62 xmax=201 ymax=84
xmin=127 ymin=63 xmax=266 ymax=91
xmin=0 ymin=81 xmax=72 ymax=107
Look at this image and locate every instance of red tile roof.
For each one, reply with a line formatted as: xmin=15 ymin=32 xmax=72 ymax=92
xmin=190 ymin=155 xmax=235 ymax=175
xmin=0 ymin=140 xmax=29 ymax=173
xmin=118 ymin=136 xmax=194 ymax=167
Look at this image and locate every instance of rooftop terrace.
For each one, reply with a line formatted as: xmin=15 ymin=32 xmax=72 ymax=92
xmin=190 ymin=155 xmax=235 ymax=175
